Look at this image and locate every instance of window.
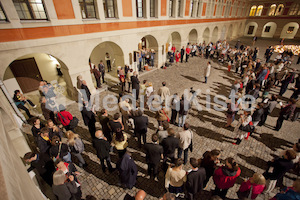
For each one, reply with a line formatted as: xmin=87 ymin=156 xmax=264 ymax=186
xmin=256 ymin=5 xmax=263 ymax=16
xmin=0 ymin=2 xmax=7 ymax=21
xmin=13 ymin=0 xmax=47 ymax=20
xmin=289 ymin=3 xmax=299 ymax=15
xmin=275 ymin=4 xmax=284 ymax=16
xmin=264 ymin=26 xmax=271 ymax=32
xmin=249 ymin=5 xmax=256 ymax=16
xmin=248 ymin=26 xmax=254 ymax=34
xmin=190 ymin=0 xmax=194 ymax=17
xmin=268 ymin=4 xmax=276 ymax=16
xmin=287 ymin=26 xmax=294 ymax=34
xmin=79 ymin=0 xmax=97 ymax=19
xmin=197 ymin=0 xmax=202 ymax=17
xmin=103 ymin=0 xmax=116 ymax=18
xmin=177 ymin=0 xmax=181 ymax=17
xmin=150 ymin=0 xmax=155 ymax=17
xmin=169 ymin=0 xmax=174 ymax=17
xmin=136 ymin=0 xmax=144 ymax=18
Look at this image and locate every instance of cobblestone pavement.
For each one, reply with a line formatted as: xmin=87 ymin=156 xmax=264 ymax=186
xmin=24 ymin=38 xmax=300 ymax=200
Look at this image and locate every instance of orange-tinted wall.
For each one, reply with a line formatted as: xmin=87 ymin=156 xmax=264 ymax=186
xmin=185 ymin=0 xmax=190 ymax=16
xmin=202 ymin=3 xmax=207 ymax=16
xmin=213 ymin=4 xmax=217 ymax=16
xmin=161 ymin=0 xmax=167 ymax=16
xmin=222 ymin=6 xmax=225 ymax=16
xmin=122 ymin=0 xmax=133 ymax=17
xmin=53 ymin=0 xmax=75 ymax=19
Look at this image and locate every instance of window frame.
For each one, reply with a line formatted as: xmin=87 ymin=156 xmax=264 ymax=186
xmin=103 ymin=0 xmax=116 ymax=18
xmin=255 ymin=5 xmax=263 ymax=16
xmin=177 ymin=0 xmax=182 ymax=17
xmin=190 ymin=0 xmax=194 ymax=17
xmin=0 ymin=2 xmax=8 ymax=21
xmin=275 ymin=4 xmax=284 ymax=16
xmin=288 ymin=3 xmax=299 ymax=15
xmin=13 ymin=0 xmax=48 ymax=20
xmin=79 ymin=0 xmax=97 ymax=19
xmin=150 ymin=0 xmax=156 ymax=17
xmin=249 ymin=5 xmax=257 ymax=16
xmin=268 ymin=4 xmax=276 ymax=16
xmin=136 ymin=0 xmax=144 ymax=18
xmin=169 ymin=0 xmax=174 ymax=17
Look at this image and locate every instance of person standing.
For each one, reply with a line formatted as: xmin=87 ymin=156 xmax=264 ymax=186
xmin=37 ymin=127 xmax=52 ymax=154
xmin=178 ymin=95 xmax=190 ymax=127
xmin=93 ymin=130 xmax=114 ymax=173
xmin=200 ymin=149 xmax=221 ymax=188
xmin=252 ymin=103 xmax=264 ymax=127
xmin=98 ymin=109 xmax=112 ymax=142
xmin=213 ymin=157 xmax=241 ymax=199
xmin=275 ymin=99 xmax=297 ymax=131
xmin=92 ymin=64 xmax=101 ymax=89
xmin=80 ymin=102 xmax=96 ymax=138
xmin=24 ymin=152 xmax=55 ymax=186
xmin=177 ymin=123 xmax=193 ymax=165
xmin=279 ymin=72 xmax=294 ymax=96
xmin=144 ymin=134 xmax=163 ymax=181
xmin=232 ymin=111 xmax=253 ymax=145
xmin=131 ymin=72 xmax=140 ymax=100
xmin=80 ymin=80 xmax=91 ymax=101
xmin=170 ymin=93 xmax=180 ymax=125
xmin=175 ymin=50 xmax=181 ymax=63
xmin=119 ymin=98 xmax=131 ymax=131
xmin=132 ymin=109 xmax=148 ymax=147
xmin=65 ymin=131 xmax=86 ymax=168
xmin=161 ymin=128 xmax=179 ymax=171
xmin=204 ymin=61 xmax=211 ymax=84
xmin=186 ymin=157 xmax=206 ymax=200
xmin=40 ymin=96 xmax=56 ymax=123
xmin=186 ymin=45 xmax=191 ymax=63
xmin=126 ymin=69 xmax=133 ymax=93
xmin=260 ymin=95 xmax=278 ymax=126
xmin=105 ymin=52 xmax=111 ymax=72
xmin=237 ymin=173 xmax=266 ymax=200
xmin=98 ymin=60 xmax=105 ymax=84
xmin=180 ymin=46 xmax=185 ymax=63
xmin=157 ymin=81 xmax=170 ymax=103
xmin=117 ymin=151 xmax=138 ymax=189
xmin=52 ymin=170 xmax=79 ymax=200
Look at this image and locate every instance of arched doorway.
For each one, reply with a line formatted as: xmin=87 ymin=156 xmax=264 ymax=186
xmin=211 ymin=26 xmax=219 ymax=43
xmin=167 ymin=32 xmax=181 ymax=52
xmin=227 ymin=25 xmax=233 ymax=40
xmin=139 ymin=35 xmax=159 ymax=67
xmin=3 ymin=53 xmax=74 ymax=106
xmin=89 ymin=41 xmax=124 ymax=81
xmin=188 ymin=29 xmax=198 ymax=44
xmin=220 ymin=26 xmax=226 ymax=40
xmin=202 ymin=28 xmax=210 ymax=43
xmin=280 ymin=22 xmax=299 ymax=39
xmin=261 ymin=22 xmax=277 ymax=38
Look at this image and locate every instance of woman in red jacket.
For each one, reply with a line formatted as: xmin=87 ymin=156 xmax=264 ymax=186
xmin=238 ymin=173 xmax=266 ymax=199
xmin=213 ymin=157 xmax=241 ymax=199
xmin=57 ymin=105 xmax=74 ymax=131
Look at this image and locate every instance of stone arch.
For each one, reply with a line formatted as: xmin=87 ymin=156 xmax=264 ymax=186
xmin=89 ymin=41 xmax=125 ymax=80
xmin=227 ymin=24 xmax=233 ymax=40
xmin=202 ymin=27 xmax=210 ymax=43
xmin=220 ymin=26 xmax=227 ymax=40
xmin=280 ymin=22 xmax=299 ymax=39
xmin=244 ymin=22 xmax=258 ymax=37
xmin=261 ymin=22 xmax=277 ymax=38
xmin=188 ymin=29 xmax=198 ymax=44
xmin=167 ymin=32 xmax=182 ymax=52
xmin=139 ymin=35 xmax=159 ymax=67
xmin=211 ymin=26 xmax=219 ymax=43
xmin=3 ymin=53 xmax=74 ymax=102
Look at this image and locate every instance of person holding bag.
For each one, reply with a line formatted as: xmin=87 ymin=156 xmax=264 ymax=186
xmin=233 ymin=111 xmax=253 ymax=145
xmin=155 ymin=102 xmax=170 ymax=127
xmin=57 ymin=104 xmax=78 ymax=132
xmin=237 ymin=173 xmax=266 ymax=200
xmin=65 ymin=131 xmax=86 ymax=168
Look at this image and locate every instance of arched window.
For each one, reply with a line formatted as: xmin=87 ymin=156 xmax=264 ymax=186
xmin=288 ymin=3 xmax=299 ymax=15
xmin=268 ymin=4 xmax=276 ymax=16
xmin=249 ymin=5 xmax=256 ymax=16
xmin=256 ymin=5 xmax=263 ymax=16
xmin=275 ymin=4 xmax=284 ymax=15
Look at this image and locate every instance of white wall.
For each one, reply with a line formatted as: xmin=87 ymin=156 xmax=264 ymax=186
xmin=280 ymin=22 xmax=299 ymax=39
xmin=244 ymin=22 xmax=258 ymax=37
xmin=261 ymin=22 xmax=277 ymax=38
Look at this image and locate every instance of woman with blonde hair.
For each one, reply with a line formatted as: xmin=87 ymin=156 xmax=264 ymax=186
xmin=165 ymin=158 xmax=186 ymax=197
xmin=237 ymin=173 xmax=266 ymax=199
xmin=52 ymin=170 xmax=79 ymax=200
xmin=65 ymin=131 xmax=86 ymax=168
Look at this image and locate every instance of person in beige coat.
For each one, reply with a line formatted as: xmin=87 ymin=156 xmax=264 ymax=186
xmin=119 ymin=98 xmax=132 ymax=130
xmin=204 ymin=61 xmax=211 ymax=84
xmin=158 ymin=82 xmax=171 ymax=103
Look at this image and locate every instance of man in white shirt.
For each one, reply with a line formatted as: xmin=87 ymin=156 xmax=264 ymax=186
xmin=204 ymin=61 xmax=211 ymax=84
xmin=177 ymin=123 xmax=193 ymax=164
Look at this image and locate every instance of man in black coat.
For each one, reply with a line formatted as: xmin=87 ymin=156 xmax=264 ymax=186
xmin=186 ymin=157 xmax=206 ymax=200
xmin=81 ymin=102 xmax=96 ymax=138
xmin=131 ymin=72 xmax=140 ymax=100
xmin=37 ymin=127 xmax=51 ymax=154
xmin=144 ymin=134 xmax=163 ymax=181
xmin=24 ymin=152 xmax=55 ymax=185
xmin=117 ymin=150 xmax=138 ymax=189
xmin=252 ymin=103 xmax=264 ymax=127
xmin=93 ymin=130 xmax=113 ymax=173
xmin=161 ymin=128 xmax=179 ymax=172
xmin=132 ymin=109 xmax=148 ymax=147
xmin=180 ymin=46 xmax=185 ymax=63
xmin=98 ymin=108 xmax=112 ymax=142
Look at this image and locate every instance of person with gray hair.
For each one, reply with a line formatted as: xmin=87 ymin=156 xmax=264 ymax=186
xmin=52 ymin=170 xmax=79 ymax=200
xmin=92 ymin=130 xmax=114 ymax=173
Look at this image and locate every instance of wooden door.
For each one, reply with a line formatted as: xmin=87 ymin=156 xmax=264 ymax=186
xmin=9 ymin=58 xmax=42 ymax=93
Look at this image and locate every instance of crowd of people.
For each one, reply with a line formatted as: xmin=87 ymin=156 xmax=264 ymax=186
xmin=14 ymin=38 xmax=300 ymax=200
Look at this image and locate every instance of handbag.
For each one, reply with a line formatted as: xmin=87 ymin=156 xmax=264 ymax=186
xmin=239 ymin=124 xmax=255 ymax=132
xmin=69 ymin=117 xmax=79 ymax=129
xmin=53 ymin=143 xmax=62 ymax=162
xmin=162 ymin=109 xmax=170 ymax=122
